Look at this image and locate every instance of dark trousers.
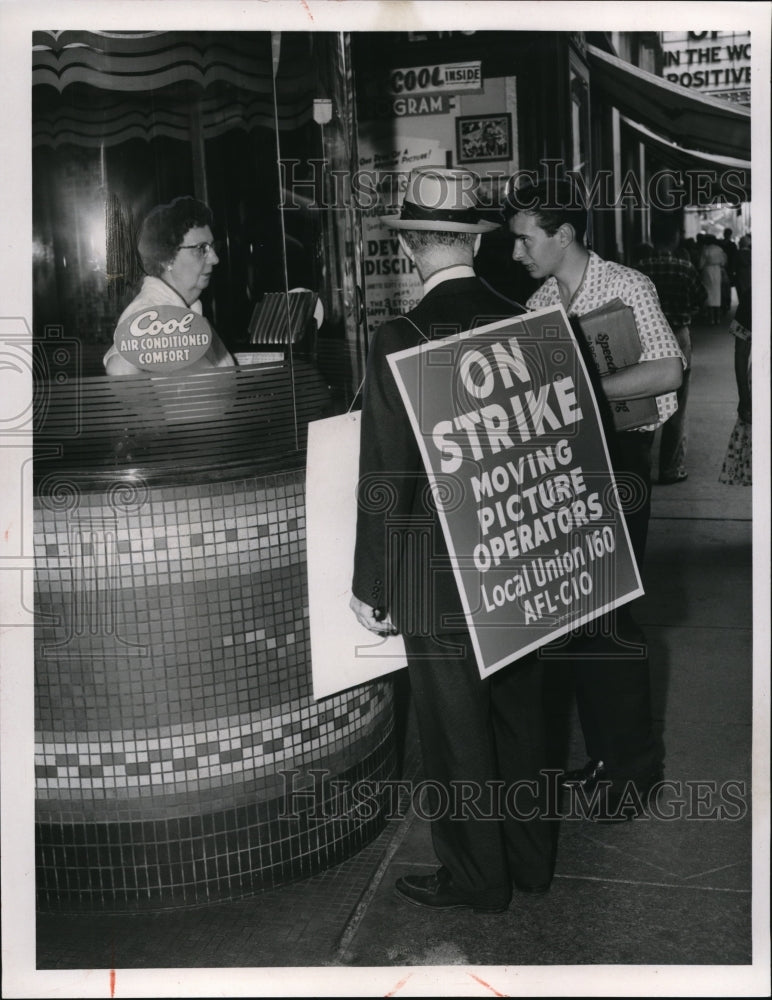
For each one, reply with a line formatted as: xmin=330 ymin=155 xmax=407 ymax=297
xmin=571 ymin=428 xmax=660 ymax=780
xmin=404 ymin=631 xmax=553 ymax=904
xmin=609 ymin=428 xmax=655 ymax=568
xmin=571 ymin=617 xmax=659 ymax=781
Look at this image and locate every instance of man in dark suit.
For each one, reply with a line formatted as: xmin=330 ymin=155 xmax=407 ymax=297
xmin=350 ymin=168 xmax=553 ymax=913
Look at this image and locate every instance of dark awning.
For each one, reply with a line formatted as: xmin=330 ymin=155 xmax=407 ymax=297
xmin=620 ymin=116 xmax=751 ymax=200
xmin=587 ymin=43 xmax=751 ymax=161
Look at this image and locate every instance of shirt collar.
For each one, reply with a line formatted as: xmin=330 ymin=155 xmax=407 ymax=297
xmin=566 ymin=250 xmax=604 ymax=307
xmin=423 ymin=264 xmax=475 ymax=295
xmin=144 ymin=275 xmax=202 ymax=312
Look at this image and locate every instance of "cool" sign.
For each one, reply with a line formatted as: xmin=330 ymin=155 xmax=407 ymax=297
xmin=129 ymin=309 xmax=196 ymax=338
xmin=114 ymin=305 xmax=214 ymax=372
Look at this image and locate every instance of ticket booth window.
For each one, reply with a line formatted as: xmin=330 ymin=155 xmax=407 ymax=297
xmin=32 ymin=30 xmax=365 ymax=405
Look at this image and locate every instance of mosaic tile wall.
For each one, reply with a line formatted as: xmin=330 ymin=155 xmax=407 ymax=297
xmin=34 ymin=469 xmax=397 ymax=911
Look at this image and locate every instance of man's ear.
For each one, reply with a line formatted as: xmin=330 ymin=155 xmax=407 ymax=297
xmin=473 ymin=233 xmax=482 ymax=257
xmin=557 ymin=222 xmax=576 ymax=247
xmin=398 ymin=233 xmax=415 ymax=262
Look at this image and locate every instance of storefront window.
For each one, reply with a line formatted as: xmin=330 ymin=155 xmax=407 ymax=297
xmin=351 ymin=32 xmax=526 ymax=328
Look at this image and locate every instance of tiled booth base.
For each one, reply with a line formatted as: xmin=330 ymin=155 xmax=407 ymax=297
xmin=34 ymin=469 xmax=397 ymax=911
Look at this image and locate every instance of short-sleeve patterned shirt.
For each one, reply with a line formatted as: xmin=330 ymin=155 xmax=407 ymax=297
xmin=527 ymin=251 xmax=686 ymax=430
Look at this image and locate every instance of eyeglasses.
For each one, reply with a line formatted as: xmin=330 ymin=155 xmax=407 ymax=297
xmin=178 ymin=241 xmax=221 ymax=258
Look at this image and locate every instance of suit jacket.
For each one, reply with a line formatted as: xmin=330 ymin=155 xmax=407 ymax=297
xmin=352 ymin=276 xmax=526 ymax=637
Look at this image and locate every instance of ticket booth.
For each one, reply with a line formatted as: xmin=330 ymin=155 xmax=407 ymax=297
xmin=32 ymin=29 xmax=393 ymax=912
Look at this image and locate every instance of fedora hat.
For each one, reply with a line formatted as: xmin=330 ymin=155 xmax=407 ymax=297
xmin=383 ymin=166 xmax=498 ymax=233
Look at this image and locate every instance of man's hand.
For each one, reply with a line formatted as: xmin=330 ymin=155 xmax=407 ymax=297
xmin=349 ymin=595 xmax=398 ymax=636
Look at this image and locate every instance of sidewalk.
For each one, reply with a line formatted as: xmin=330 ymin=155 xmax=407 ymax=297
xmin=34 ymin=318 xmax=759 ymax=991
xmin=333 ymin=319 xmax=754 ymax=976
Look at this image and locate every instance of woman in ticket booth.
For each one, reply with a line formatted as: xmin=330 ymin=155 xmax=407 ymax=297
xmin=103 ymin=196 xmax=235 ymax=374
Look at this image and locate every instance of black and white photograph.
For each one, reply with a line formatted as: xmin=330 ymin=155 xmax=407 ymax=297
xmin=1 ymin=2 xmax=769 ymax=998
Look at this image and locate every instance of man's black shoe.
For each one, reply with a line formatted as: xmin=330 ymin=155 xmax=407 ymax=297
xmin=559 ymin=759 xmax=606 ymax=788
xmin=584 ymin=768 xmax=665 ymax=824
xmin=513 ymin=879 xmax=551 ymax=895
xmin=394 ymin=868 xmax=510 ymax=914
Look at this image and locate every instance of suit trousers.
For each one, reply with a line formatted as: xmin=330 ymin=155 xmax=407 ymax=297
xmin=403 ymin=631 xmax=554 ymax=904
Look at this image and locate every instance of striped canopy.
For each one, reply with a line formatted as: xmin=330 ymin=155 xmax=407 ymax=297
xmin=32 ymin=30 xmax=317 ymax=148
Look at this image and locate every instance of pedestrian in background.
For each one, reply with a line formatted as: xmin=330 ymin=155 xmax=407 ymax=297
xmin=734 ymin=234 xmax=752 ymax=297
xmin=719 ymin=284 xmax=752 ymax=486
xmin=637 ymin=218 xmax=706 ymax=484
xmin=698 ymin=234 xmax=727 ymax=326
xmin=719 ymin=227 xmax=738 ymax=313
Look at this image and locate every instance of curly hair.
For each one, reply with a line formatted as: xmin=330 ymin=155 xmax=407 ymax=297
xmin=137 ymin=196 xmax=214 ymax=277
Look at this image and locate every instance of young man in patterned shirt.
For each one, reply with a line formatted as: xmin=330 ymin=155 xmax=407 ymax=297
xmin=503 ymin=177 xmax=685 ymax=819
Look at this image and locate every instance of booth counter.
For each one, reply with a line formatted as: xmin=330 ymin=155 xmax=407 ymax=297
xmin=34 ymin=361 xmax=397 ymax=911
